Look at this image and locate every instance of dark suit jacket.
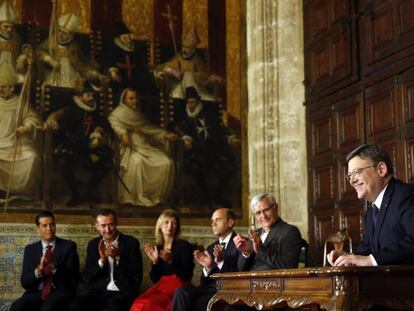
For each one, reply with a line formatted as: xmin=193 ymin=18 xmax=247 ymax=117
xmin=20 ymin=236 xmax=79 ymax=296
xmin=356 ymin=178 xmax=414 ymax=264
xmin=83 ymin=232 xmax=143 ymax=296
xmin=238 ymin=218 xmax=302 ymax=271
xmin=200 ymin=231 xmax=239 ymax=291
xmin=149 ymin=239 xmax=195 ymax=283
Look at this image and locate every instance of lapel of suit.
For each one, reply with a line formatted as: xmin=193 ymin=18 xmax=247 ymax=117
xmin=114 ymin=233 xmax=124 ymax=273
xmin=53 ymin=237 xmax=63 ymax=265
xmin=261 ymin=221 xmax=280 ymax=247
xmin=223 ymin=231 xmax=237 ymax=255
xmin=35 ymin=241 xmax=43 ymax=262
xmin=372 ymin=178 xmax=395 ymax=250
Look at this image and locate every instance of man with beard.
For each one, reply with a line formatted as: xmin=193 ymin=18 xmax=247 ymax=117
xmin=45 ymin=79 xmax=113 ymax=206
xmin=175 ymin=87 xmax=239 ymax=207
xmin=108 ymin=87 xmax=177 ymax=207
xmin=154 ymin=27 xmax=224 ymax=101
xmin=0 ymin=63 xmax=41 ymax=200
xmin=0 ymin=1 xmax=27 ymax=82
xmin=38 ymin=13 xmax=103 ymax=89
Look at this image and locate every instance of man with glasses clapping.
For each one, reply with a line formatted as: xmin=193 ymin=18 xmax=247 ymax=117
xmin=233 ymin=193 xmax=303 ymax=272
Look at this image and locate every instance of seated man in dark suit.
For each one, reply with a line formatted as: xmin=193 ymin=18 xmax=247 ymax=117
xmin=225 ymin=193 xmax=303 ymax=311
xmin=171 ymin=208 xmax=239 ymax=311
xmin=328 ymin=144 xmax=414 ymax=266
xmin=73 ymin=208 xmax=143 ymax=311
xmin=11 ymin=211 xmax=80 ymax=311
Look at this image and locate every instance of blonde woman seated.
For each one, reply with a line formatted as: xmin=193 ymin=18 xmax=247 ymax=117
xmin=130 ymin=209 xmax=194 ymax=311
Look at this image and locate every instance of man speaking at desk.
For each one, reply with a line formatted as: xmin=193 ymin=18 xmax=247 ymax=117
xmin=328 ymin=144 xmax=414 ymax=266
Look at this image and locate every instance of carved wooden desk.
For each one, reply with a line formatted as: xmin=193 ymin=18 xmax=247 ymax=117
xmin=207 ymin=266 xmax=414 ymax=311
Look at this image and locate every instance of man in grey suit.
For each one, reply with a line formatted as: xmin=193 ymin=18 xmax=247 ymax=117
xmin=225 ymin=193 xmax=303 ymax=311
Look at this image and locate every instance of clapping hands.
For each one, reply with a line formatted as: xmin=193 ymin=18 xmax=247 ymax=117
xmin=99 ymin=239 xmax=120 ymax=263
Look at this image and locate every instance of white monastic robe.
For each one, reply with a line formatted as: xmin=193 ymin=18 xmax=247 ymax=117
xmin=0 ymin=95 xmax=41 ymax=196
xmin=108 ymin=103 xmax=174 ymax=207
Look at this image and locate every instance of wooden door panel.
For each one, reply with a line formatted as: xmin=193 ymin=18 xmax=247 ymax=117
xmin=331 ymin=30 xmax=352 ymax=81
xmin=311 ymin=162 xmax=337 ymax=209
xmin=399 ymin=0 xmax=414 ymax=34
xmin=304 ymin=0 xmax=358 ymax=97
xmin=336 ymin=94 xmax=364 ymax=149
xmin=339 ymin=205 xmax=365 ymax=249
xmin=309 ymin=108 xmax=336 ymax=156
xmin=366 ymin=79 xmax=400 ymax=140
xmin=312 ymin=210 xmax=336 ymax=265
xmin=332 ymin=0 xmax=349 ymax=23
xmin=361 ymin=0 xmax=414 ymax=75
xmin=310 ymin=0 xmax=330 ymax=39
xmin=311 ymin=40 xmax=331 ymax=87
xmin=405 ymin=138 xmax=414 ymax=184
xmin=338 ymin=157 xmax=356 ymax=201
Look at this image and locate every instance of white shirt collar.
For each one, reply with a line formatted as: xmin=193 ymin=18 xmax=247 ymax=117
xmin=373 ymin=183 xmax=388 ymax=210
xmin=219 ymin=231 xmax=233 ymax=246
xmin=41 ymin=239 xmax=56 ymax=249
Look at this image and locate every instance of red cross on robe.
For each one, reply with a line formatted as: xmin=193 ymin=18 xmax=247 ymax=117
xmin=116 ymin=55 xmax=135 ymax=81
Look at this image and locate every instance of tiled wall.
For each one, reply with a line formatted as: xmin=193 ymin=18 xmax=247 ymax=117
xmin=0 ymin=223 xmax=214 ymax=307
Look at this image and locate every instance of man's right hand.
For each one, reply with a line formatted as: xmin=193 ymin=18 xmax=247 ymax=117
xmin=98 ymin=239 xmax=108 ymax=263
xmin=248 ymin=227 xmax=261 ymax=254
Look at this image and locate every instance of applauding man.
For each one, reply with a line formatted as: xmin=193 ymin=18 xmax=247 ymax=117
xmin=11 ymin=211 xmax=80 ymax=311
xmin=74 ymin=208 xmax=143 ymax=311
xmin=234 ymin=193 xmax=303 ymax=271
xmin=171 ymin=208 xmax=239 ymax=311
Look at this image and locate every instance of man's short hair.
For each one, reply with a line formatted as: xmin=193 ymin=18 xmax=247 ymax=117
xmin=346 ymin=144 xmax=394 ymax=175
xmin=35 ymin=211 xmax=55 ymax=226
xmin=226 ymin=209 xmax=236 ymax=221
xmin=250 ymin=193 xmax=277 ymax=211
xmin=93 ymin=208 xmax=117 ymax=223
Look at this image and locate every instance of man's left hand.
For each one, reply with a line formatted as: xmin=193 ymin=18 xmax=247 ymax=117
xmin=213 ymin=244 xmax=224 ymax=263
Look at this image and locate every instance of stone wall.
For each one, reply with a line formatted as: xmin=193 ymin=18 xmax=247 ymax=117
xmin=246 ymin=0 xmax=307 ymax=236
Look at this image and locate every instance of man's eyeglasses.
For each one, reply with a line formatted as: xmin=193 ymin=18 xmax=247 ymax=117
xmin=346 ymin=165 xmax=376 ymax=181
xmin=254 ymin=204 xmax=275 ymax=217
